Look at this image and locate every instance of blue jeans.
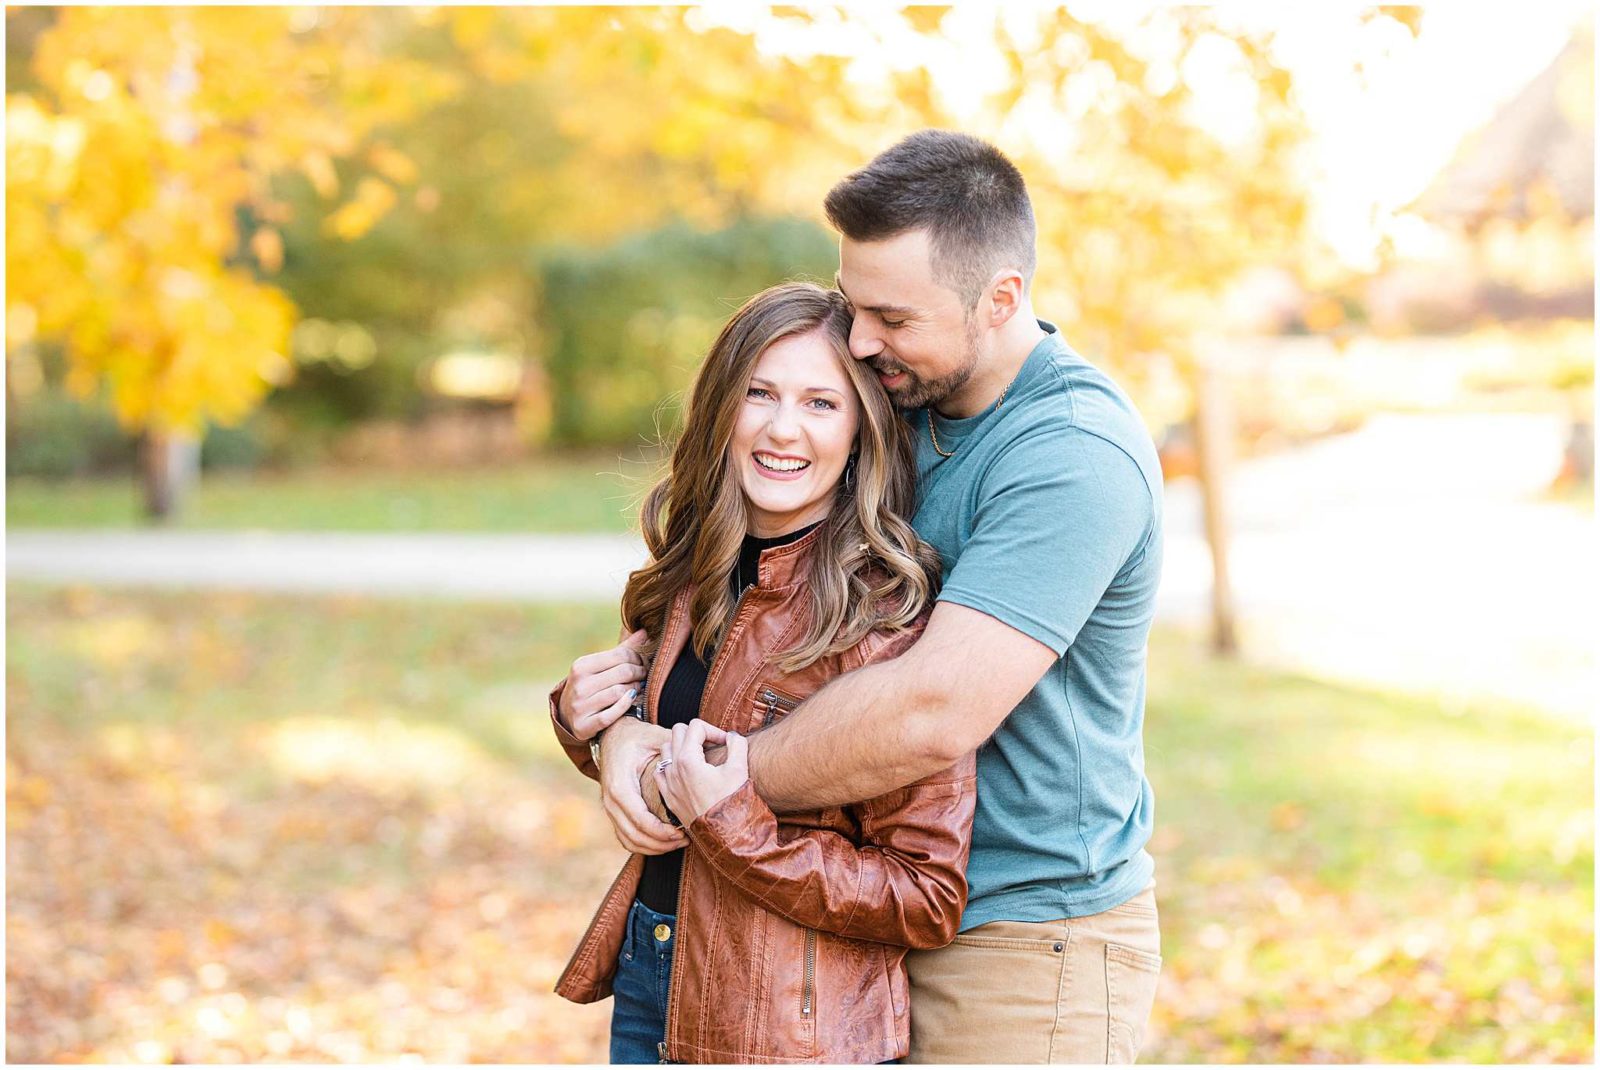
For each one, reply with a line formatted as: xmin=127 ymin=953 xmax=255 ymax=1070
xmin=607 ymin=898 xmax=900 ymax=1064
xmin=609 ymin=899 xmax=676 ymax=1064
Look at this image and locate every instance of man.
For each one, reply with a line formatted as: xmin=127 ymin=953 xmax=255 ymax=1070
xmin=561 ymin=130 xmax=1164 ymax=1063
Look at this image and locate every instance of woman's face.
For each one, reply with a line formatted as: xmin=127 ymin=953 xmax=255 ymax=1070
xmin=731 ymin=329 xmax=861 ymax=538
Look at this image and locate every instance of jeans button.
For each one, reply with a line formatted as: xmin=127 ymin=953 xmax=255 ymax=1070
xmin=654 ymin=923 xmax=672 ymax=942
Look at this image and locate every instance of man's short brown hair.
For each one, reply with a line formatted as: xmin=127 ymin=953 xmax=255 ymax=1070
xmin=824 ymin=130 xmax=1036 ymax=310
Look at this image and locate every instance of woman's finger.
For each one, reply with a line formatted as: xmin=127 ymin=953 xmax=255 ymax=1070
xmin=682 ymin=719 xmax=708 ymax=754
xmin=671 ymin=732 xmax=710 ymax=774
xmin=572 ymin=685 xmax=634 ymax=738
xmin=691 ymin=719 xmax=729 ymax=745
xmin=654 ymin=761 xmax=688 ymax=819
xmin=607 ymin=804 xmax=680 ymax=854
xmin=653 ymin=760 xmax=678 ymax=799
xmin=669 ymin=721 xmax=691 ymax=760
xmin=605 ymin=789 xmax=686 ymax=854
xmin=588 ymin=659 xmax=647 ymax=694
xmin=590 ymin=687 xmax=637 ymax=730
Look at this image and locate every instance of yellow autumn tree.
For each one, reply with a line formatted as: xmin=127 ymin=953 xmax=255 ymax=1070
xmin=6 ymin=6 xmax=456 ymax=516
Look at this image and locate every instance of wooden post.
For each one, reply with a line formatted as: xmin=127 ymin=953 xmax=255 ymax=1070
xmin=1191 ymin=346 xmax=1238 ymax=656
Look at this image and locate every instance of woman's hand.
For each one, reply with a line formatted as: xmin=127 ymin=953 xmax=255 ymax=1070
xmin=600 ymin=717 xmax=688 ymax=854
xmin=558 ymin=629 xmax=649 ymax=741
xmin=655 ymin=719 xmax=749 ymax=825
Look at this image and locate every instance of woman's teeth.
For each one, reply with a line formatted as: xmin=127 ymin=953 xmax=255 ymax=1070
xmin=755 ymin=454 xmax=810 ymax=472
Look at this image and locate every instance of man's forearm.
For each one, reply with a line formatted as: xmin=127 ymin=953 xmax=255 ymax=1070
xmin=745 ymin=657 xmax=952 ymax=813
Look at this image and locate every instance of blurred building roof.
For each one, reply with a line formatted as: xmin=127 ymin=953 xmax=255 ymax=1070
xmin=1413 ymin=24 xmax=1593 ymax=225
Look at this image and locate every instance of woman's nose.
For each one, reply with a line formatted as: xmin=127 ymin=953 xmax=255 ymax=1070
xmin=765 ymin=401 xmax=801 ymax=441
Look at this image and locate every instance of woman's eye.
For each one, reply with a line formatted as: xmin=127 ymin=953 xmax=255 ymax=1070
xmin=746 ymin=387 xmax=772 ymax=400
xmin=808 ymin=397 xmax=839 ymax=411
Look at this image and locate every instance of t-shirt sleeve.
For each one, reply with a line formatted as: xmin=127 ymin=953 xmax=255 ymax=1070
xmin=935 ymin=428 xmax=1155 ymax=657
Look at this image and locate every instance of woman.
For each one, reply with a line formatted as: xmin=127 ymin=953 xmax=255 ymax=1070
xmin=547 ymin=282 xmax=977 ymax=1064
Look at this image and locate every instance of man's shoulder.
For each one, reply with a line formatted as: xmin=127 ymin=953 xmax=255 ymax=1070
xmin=1013 ymin=342 xmax=1162 ymax=500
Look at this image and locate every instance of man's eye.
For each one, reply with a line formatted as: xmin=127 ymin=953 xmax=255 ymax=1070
xmin=881 ymin=318 xmax=905 ymax=329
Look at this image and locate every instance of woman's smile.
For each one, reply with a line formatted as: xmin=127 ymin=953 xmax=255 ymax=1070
xmin=752 ymin=451 xmax=812 ymax=479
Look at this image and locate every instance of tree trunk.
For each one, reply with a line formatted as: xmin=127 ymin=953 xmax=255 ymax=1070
xmin=1191 ymin=352 xmax=1238 ymax=657
xmin=1560 ymin=399 xmax=1593 ymax=487
xmin=140 ymin=427 xmax=200 ymax=522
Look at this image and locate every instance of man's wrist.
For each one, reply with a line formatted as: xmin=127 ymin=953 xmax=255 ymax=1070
xmin=596 ymin=714 xmax=655 ymax=769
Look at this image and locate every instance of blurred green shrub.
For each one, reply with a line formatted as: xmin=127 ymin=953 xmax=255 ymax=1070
xmin=6 ymin=390 xmax=306 ymax=478
xmin=538 ymin=216 xmax=837 ymax=447
xmin=5 ymin=389 xmax=136 ymax=478
xmin=198 ymin=417 xmax=271 ymax=471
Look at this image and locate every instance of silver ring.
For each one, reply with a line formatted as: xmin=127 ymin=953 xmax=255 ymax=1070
xmin=656 ymin=757 xmax=673 ymax=774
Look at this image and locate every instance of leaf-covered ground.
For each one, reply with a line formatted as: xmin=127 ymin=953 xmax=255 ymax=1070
xmin=6 ymin=584 xmax=1592 ymax=1063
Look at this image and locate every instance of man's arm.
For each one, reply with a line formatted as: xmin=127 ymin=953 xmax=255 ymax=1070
xmin=746 ymin=427 xmax=1157 ymax=812
xmin=744 ymin=601 xmax=1056 ymax=812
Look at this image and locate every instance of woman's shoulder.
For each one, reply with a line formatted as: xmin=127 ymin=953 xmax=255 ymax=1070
xmin=842 ymin=597 xmax=932 ymax=671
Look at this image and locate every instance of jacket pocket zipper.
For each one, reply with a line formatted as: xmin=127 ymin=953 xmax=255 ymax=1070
xmin=801 ymin=928 xmax=816 ymax=1017
xmin=760 ymin=685 xmax=801 ymax=727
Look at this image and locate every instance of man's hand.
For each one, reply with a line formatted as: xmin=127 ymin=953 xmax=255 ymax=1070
xmin=599 ymin=717 xmax=688 ymax=855
xmin=558 ymin=629 xmax=649 ymax=741
xmin=656 ymin=720 xmax=749 ymax=824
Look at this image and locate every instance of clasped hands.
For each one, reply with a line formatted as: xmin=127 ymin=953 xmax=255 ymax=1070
xmin=557 ymin=633 xmax=744 ymax=855
xmin=599 ymin=718 xmax=746 ymax=855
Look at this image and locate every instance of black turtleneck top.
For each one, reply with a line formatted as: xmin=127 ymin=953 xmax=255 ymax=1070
xmin=635 ymin=521 xmax=821 ymax=915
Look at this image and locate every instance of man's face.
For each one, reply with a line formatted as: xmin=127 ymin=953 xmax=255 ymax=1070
xmin=835 ymin=229 xmax=979 ymax=411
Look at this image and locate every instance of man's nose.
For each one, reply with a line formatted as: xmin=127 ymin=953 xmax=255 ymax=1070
xmin=848 ymin=317 xmax=883 ymax=360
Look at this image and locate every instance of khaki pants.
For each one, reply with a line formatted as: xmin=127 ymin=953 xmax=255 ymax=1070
xmin=905 ymin=882 xmax=1161 ymax=1064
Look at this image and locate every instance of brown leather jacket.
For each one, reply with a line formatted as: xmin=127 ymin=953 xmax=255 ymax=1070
xmin=548 ymin=527 xmax=977 ymax=1064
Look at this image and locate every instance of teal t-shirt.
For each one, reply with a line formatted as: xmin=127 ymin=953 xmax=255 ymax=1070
xmin=911 ymin=321 xmax=1162 ymax=929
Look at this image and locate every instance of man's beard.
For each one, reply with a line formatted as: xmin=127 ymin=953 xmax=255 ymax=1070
xmin=871 ymin=314 xmax=982 ymax=412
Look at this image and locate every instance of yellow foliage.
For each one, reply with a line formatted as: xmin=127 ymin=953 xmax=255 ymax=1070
xmin=1302 ymin=296 xmax=1346 ymax=334
xmin=326 ymin=178 xmax=398 ymax=241
xmin=9 ymin=6 xmax=453 ymax=434
xmin=301 ymin=150 xmax=340 ymax=199
xmin=9 ymin=5 xmax=1327 ymax=434
xmin=249 ymin=227 xmax=284 ymax=274
xmin=367 ymin=142 xmax=419 ymax=185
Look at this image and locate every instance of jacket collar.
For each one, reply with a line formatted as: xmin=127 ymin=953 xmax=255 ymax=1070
xmin=749 ymin=521 xmax=826 ymax=590
xmin=645 ymin=522 xmax=824 ymax=719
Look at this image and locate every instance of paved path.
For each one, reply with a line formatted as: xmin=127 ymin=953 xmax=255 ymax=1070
xmin=8 ymin=530 xmax=645 ymax=602
xmin=9 ymin=413 xmax=1593 ymax=719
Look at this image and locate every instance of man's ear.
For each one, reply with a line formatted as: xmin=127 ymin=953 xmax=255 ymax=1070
xmin=984 ymin=269 xmax=1026 ymax=329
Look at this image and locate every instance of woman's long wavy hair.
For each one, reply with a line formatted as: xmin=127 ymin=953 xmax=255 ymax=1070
xmin=621 ymin=281 xmax=941 ymax=674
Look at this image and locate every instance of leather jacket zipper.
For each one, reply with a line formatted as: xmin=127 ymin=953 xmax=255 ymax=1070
xmin=759 ymin=685 xmax=801 ymax=727
xmin=661 ymin=844 xmax=692 ymax=1063
xmin=662 ymin=582 xmax=760 ymax=1062
xmin=801 ymin=928 xmax=816 ymax=1017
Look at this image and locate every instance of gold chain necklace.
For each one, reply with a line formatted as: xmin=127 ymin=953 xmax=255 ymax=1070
xmin=928 ymin=380 xmax=1011 ymax=458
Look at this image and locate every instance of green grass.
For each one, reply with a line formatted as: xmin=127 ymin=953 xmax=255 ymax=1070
xmin=5 ymin=583 xmax=1592 ymax=1063
xmin=1143 ymin=637 xmax=1593 ymax=1061
xmin=5 ymin=453 xmax=654 ymax=532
